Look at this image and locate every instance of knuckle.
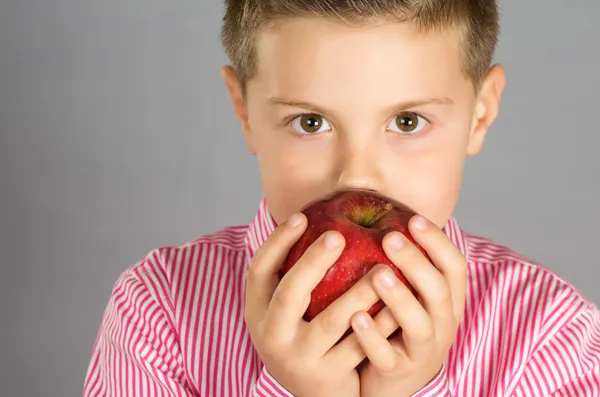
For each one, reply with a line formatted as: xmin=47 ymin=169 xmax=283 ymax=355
xmin=272 ymin=277 xmax=302 ymax=310
xmin=428 ymin=281 xmax=451 ymax=302
xmin=378 ymin=356 xmax=400 ymax=376
xmin=406 ymin=245 xmax=423 ymax=263
xmin=414 ymin=326 xmax=435 ymax=345
xmin=355 ymin=280 xmax=379 ymax=303
xmin=374 ymin=307 xmax=400 ymax=334
xmin=307 ymin=235 xmax=332 ymax=257
xmin=317 ymin=311 xmax=341 ymax=334
xmin=300 ymin=246 xmax=323 ymax=266
xmin=297 ymin=234 xmax=341 ymax=272
xmin=271 ymin=287 xmax=295 ymax=310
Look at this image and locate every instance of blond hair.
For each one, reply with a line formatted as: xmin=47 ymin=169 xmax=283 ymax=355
xmin=221 ymin=0 xmax=499 ymax=93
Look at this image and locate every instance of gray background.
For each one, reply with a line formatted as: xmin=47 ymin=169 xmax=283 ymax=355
xmin=1 ymin=0 xmax=598 ymax=396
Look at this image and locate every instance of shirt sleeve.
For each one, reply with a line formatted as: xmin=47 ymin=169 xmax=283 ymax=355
xmin=515 ymin=300 xmax=600 ymax=396
xmin=251 ymin=367 xmax=296 ymax=397
xmin=410 ymin=290 xmax=600 ymax=397
xmin=83 ymin=265 xmax=194 ymax=397
xmin=410 ymin=364 xmax=450 ymax=397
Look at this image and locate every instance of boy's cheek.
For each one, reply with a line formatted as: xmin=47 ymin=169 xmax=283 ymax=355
xmin=411 ymin=181 xmax=462 ymax=228
xmin=264 ymin=189 xmax=318 ymax=225
xmin=381 ymin=161 xmax=463 ymax=229
xmin=260 ymin=163 xmax=332 ymax=224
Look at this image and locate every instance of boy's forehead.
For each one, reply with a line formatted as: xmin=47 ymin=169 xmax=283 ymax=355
xmin=253 ymin=17 xmax=468 ymax=102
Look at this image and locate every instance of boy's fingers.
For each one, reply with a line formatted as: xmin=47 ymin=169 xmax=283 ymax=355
xmin=265 ymin=230 xmax=346 ymax=338
xmin=327 ymin=306 xmax=400 ymax=369
xmin=408 ymin=215 xmax=468 ymax=323
xmin=244 ymin=213 xmax=307 ymax=329
xmin=307 ymin=265 xmax=384 ymax=355
xmin=324 ymin=331 xmax=368 ymax=372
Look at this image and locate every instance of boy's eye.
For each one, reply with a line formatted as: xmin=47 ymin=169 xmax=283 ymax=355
xmin=291 ymin=114 xmax=332 ymax=134
xmin=387 ymin=112 xmax=428 ymax=134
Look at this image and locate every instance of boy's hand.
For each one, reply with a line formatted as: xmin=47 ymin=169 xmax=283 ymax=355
xmin=350 ymin=215 xmax=467 ymax=397
xmin=245 ymin=213 xmax=391 ymax=397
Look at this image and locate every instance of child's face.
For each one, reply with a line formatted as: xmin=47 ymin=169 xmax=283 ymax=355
xmin=223 ymin=17 xmax=505 ymax=228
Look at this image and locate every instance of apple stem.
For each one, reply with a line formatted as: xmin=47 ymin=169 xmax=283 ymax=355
xmin=369 ymin=203 xmax=393 ymax=226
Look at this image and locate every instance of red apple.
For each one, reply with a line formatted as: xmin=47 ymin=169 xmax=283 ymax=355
xmin=279 ymin=188 xmax=431 ymax=339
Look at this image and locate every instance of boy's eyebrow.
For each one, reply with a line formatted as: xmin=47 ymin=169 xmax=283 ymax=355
xmin=267 ymin=96 xmax=455 ymax=115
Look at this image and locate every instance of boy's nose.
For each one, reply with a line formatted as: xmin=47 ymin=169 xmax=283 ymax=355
xmin=334 ymin=146 xmax=383 ymax=192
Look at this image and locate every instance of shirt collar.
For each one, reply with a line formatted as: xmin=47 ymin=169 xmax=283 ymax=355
xmin=244 ymin=196 xmax=469 ymax=267
xmin=245 ymin=196 xmax=278 ymax=261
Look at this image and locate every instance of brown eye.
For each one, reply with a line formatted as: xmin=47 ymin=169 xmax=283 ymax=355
xmin=291 ymin=114 xmax=331 ymax=134
xmin=388 ymin=112 xmax=427 ymax=134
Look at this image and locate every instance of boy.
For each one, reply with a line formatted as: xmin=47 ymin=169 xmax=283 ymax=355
xmin=83 ymin=0 xmax=600 ymax=396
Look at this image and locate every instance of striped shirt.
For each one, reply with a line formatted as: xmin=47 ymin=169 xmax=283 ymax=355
xmin=83 ymin=197 xmax=600 ymax=396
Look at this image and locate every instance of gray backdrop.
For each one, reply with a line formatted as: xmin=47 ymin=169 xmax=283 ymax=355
xmin=1 ymin=1 xmax=599 ymax=396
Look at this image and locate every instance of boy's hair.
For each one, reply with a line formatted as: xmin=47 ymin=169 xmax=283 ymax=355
xmin=221 ymin=0 xmax=499 ymax=94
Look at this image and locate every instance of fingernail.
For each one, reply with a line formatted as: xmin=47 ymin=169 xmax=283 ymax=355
xmin=324 ymin=232 xmax=341 ymax=249
xmin=387 ymin=233 xmax=405 ymax=250
xmin=288 ymin=214 xmax=303 ymax=228
xmin=378 ymin=268 xmax=397 ymax=288
xmin=413 ymin=216 xmax=427 ymax=231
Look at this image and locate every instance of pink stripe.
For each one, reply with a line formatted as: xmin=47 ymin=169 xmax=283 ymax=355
xmin=146 ymin=251 xmax=180 ymax=338
xmin=182 ymin=246 xmax=200 ymax=378
xmin=216 ymin=248 xmax=234 ymax=396
xmin=499 ymin=263 xmax=525 ymax=392
xmin=206 ymin=246 xmax=222 ymax=394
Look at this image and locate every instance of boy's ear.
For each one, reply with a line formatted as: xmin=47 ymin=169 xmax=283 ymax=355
xmin=466 ymin=64 xmax=506 ymax=156
xmin=221 ymin=66 xmax=256 ymax=155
